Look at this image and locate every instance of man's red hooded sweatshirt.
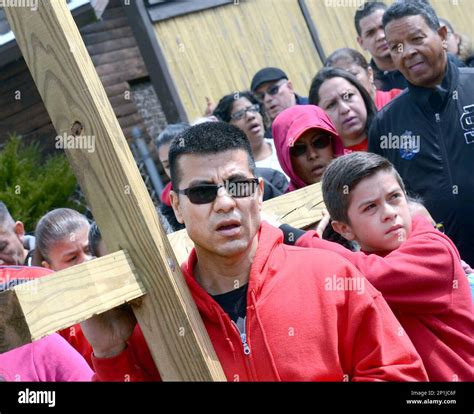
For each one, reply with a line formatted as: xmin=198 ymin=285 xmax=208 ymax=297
xmin=289 ymin=216 xmax=473 ymax=381
xmin=91 ymin=222 xmax=427 ymax=381
xmin=272 ymin=105 xmax=345 ymax=193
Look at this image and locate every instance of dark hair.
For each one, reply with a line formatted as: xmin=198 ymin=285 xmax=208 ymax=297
xmin=325 ymin=47 xmax=370 ymax=71
xmin=88 ymin=221 xmax=102 ymax=258
xmin=213 ymin=91 xmax=263 ymax=123
xmin=383 ymin=0 xmax=440 ymax=32
xmin=168 ymin=122 xmax=256 ymax=190
xmin=308 ymin=67 xmax=377 ymax=137
xmin=322 ymin=152 xmax=406 ymax=224
xmin=354 ymin=1 xmax=387 ymax=36
xmin=0 ymin=202 xmax=14 ymax=228
xmin=155 ymin=123 xmax=190 ymax=150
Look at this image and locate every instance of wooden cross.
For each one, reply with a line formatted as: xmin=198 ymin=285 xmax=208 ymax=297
xmin=0 ymin=1 xmax=324 ymax=381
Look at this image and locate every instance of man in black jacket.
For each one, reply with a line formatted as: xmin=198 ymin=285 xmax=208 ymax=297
xmin=355 ymin=1 xmax=407 ymax=91
xmin=368 ymin=1 xmax=474 ymax=266
xmin=354 ymin=2 xmax=464 ymax=92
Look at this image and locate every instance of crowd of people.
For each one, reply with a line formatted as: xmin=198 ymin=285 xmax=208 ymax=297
xmin=0 ymin=1 xmax=472 ymax=382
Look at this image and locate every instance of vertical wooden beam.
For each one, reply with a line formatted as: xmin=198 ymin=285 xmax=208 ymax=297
xmin=4 ymin=1 xmax=224 ymax=381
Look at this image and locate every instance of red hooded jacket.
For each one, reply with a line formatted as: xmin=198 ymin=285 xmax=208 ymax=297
xmin=161 ymin=182 xmax=172 ymax=207
xmin=272 ymin=105 xmax=345 ymax=192
xmin=294 ymin=216 xmax=473 ymax=381
xmin=91 ymin=222 xmax=427 ymax=381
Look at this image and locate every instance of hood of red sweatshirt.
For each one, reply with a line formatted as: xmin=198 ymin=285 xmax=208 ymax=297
xmin=272 ymin=105 xmax=345 ymax=192
xmin=161 ymin=182 xmax=172 ymax=207
xmin=181 ymin=221 xmax=282 ymax=323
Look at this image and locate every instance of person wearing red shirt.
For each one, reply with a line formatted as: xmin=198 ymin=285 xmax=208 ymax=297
xmin=81 ymin=122 xmax=427 ymax=382
xmin=325 ymin=47 xmax=403 ymax=110
xmin=309 ymin=68 xmax=377 ymax=153
xmin=278 ymin=152 xmax=473 ymax=381
xmin=33 ymin=208 xmax=94 ymax=368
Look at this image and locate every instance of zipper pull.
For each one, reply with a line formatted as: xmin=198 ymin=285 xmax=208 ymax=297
xmin=241 ymin=333 xmax=251 ymax=355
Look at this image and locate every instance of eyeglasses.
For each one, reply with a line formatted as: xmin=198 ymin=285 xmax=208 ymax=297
xmin=289 ymin=134 xmax=332 ymax=157
xmin=255 ymin=80 xmax=288 ymax=101
xmin=230 ymin=104 xmax=260 ymax=121
xmin=175 ymin=178 xmax=259 ymax=204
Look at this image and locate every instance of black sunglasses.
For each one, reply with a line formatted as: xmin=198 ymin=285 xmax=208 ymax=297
xmin=176 ymin=178 xmax=259 ymax=204
xmin=289 ymin=134 xmax=332 ymax=157
xmin=255 ymin=80 xmax=287 ymax=101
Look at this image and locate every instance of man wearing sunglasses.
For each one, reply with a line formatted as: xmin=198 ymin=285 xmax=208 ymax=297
xmin=83 ymin=122 xmax=426 ymax=382
xmin=251 ymin=67 xmax=309 ymax=124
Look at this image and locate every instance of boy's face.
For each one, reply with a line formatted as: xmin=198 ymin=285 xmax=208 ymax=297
xmin=333 ymin=170 xmax=412 ymax=253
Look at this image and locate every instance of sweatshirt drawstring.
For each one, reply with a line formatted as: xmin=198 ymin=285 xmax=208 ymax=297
xmin=216 ymin=309 xmax=236 ymax=358
xmin=250 ymin=290 xmax=282 ymax=381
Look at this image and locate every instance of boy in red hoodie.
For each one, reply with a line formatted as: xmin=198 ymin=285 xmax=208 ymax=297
xmin=81 ymin=122 xmax=427 ymax=382
xmin=278 ymin=152 xmax=473 ymax=381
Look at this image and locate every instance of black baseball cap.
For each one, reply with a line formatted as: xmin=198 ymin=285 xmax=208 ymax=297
xmin=251 ymin=67 xmax=288 ymax=92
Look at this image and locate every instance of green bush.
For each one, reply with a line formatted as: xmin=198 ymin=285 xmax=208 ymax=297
xmin=0 ymin=135 xmax=85 ymax=232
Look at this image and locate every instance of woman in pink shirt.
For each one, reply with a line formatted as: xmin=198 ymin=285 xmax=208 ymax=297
xmin=0 ymin=265 xmax=93 ymax=381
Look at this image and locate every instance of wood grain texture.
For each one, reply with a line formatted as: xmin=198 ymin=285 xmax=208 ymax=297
xmin=263 ymin=182 xmax=324 ymax=228
xmin=169 ymin=182 xmax=325 ymax=265
xmin=4 ymin=1 xmax=225 ymax=381
xmin=153 ymin=0 xmax=323 ymax=121
xmin=305 ymin=0 xmax=371 ymax=62
xmin=0 ymin=289 xmax=31 ymax=354
xmin=0 ymin=251 xmax=145 ymax=354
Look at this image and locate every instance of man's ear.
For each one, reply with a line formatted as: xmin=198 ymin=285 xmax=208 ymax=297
xmin=42 ymin=260 xmax=51 ymax=270
xmin=438 ymin=25 xmax=448 ymax=49
xmin=286 ymin=80 xmax=295 ymax=92
xmin=357 ymin=35 xmax=365 ymax=49
xmin=331 ymin=220 xmax=356 ymax=241
xmin=14 ymin=221 xmax=25 ymax=241
xmin=169 ymin=191 xmax=185 ymax=224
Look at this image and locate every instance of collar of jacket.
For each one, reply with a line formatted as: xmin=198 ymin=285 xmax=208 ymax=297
xmin=295 ymin=94 xmax=309 ymax=105
xmin=180 ymin=221 xmax=282 ymax=323
xmin=407 ymin=59 xmax=459 ymax=111
xmin=370 ymin=58 xmax=398 ymax=78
